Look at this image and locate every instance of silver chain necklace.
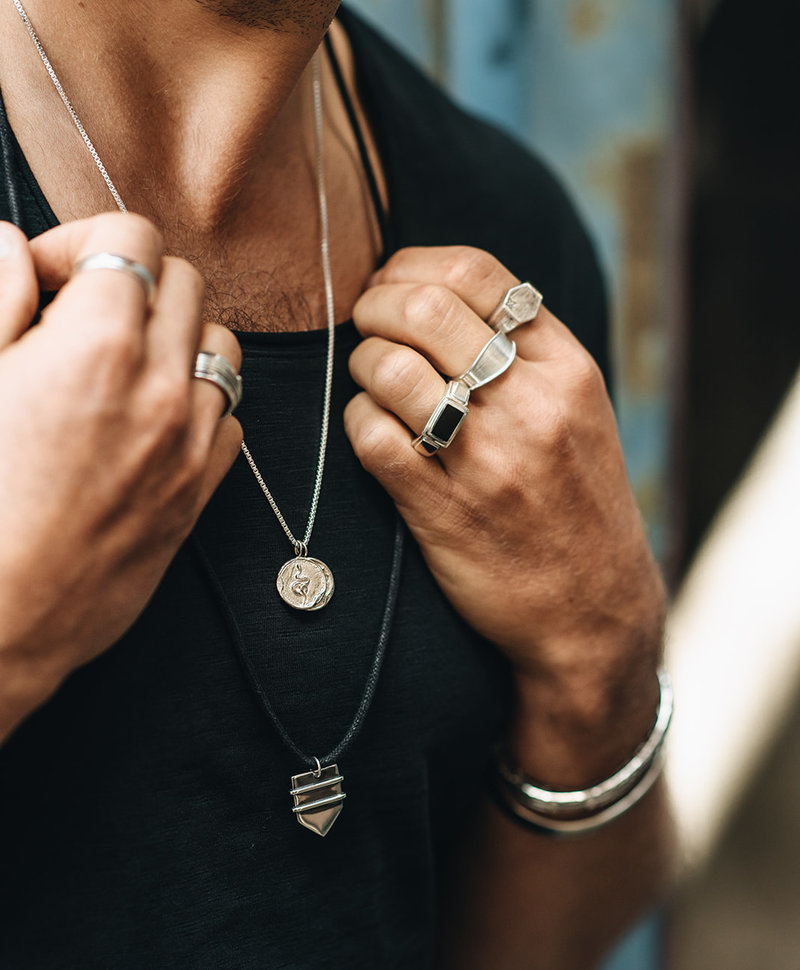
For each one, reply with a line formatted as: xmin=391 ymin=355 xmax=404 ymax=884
xmin=13 ymin=0 xmax=337 ymax=613
xmin=12 ymin=0 xmax=409 ymax=837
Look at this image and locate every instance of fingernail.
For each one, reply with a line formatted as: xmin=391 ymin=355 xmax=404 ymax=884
xmin=0 ymin=223 xmax=17 ymax=259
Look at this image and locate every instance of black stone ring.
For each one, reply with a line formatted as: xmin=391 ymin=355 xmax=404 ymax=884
xmin=411 ymin=380 xmax=470 ymax=456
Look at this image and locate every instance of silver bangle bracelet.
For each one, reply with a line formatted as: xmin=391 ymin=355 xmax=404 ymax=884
xmin=497 ymin=748 xmax=668 ymax=836
xmin=494 ymin=667 xmax=672 ymax=835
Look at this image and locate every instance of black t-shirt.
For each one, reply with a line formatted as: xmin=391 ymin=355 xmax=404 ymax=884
xmin=0 ymin=8 xmax=608 ymax=968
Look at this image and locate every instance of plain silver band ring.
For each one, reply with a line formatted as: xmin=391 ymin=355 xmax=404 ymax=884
xmin=194 ymin=351 xmax=243 ymax=419
xmin=488 ymin=282 xmax=544 ymax=335
xmin=73 ymin=252 xmax=158 ymax=306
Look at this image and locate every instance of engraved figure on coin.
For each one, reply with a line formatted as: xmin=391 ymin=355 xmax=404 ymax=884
xmin=290 ymin=562 xmax=311 ymax=602
xmin=277 ymin=558 xmax=334 ymax=611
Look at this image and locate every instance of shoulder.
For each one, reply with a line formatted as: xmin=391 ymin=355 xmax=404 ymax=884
xmin=339 ymin=6 xmax=610 ymax=383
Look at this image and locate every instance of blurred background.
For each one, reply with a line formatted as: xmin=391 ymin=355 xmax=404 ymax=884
xmin=345 ymin=0 xmax=800 ymax=967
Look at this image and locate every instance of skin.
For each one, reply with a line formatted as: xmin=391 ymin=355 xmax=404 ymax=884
xmin=0 ymin=1 xmax=673 ymax=966
xmin=192 ymin=0 xmax=341 ymax=32
xmin=0 ymin=214 xmax=243 ymax=739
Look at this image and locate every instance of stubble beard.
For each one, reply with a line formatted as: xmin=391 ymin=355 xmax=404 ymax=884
xmin=191 ymin=0 xmax=341 ymax=33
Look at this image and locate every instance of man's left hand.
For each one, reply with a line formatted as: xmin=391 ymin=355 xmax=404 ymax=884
xmin=344 ymin=246 xmax=664 ymax=722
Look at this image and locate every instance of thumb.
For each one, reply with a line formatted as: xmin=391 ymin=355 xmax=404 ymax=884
xmin=0 ymin=222 xmax=39 ymax=348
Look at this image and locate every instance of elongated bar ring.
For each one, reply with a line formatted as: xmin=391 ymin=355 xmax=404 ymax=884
xmin=194 ymin=351 xmax=243 ymax=419
xmin=488 ymin=282 xmax=543 ymax=335
xmin=457 ymin=331 xmax=517 ymax=391
xmin=412 ymin=380 xmax=470 ymax=456
xmin=73 ymin=252 xmax=157 ymax=306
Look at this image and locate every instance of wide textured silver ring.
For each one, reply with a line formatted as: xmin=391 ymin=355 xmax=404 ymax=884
xmin=488 ymin=282 xmax=543 ymax=335
xmin=194 ymin=351 xmax=243 ymax=419
xmin=72 ymin=252 xmax=158 ymax=306
xmin=457 ymin=331 xmax=517 ymax=391
xmin=412 ymin=380 xmax=470 ymax=456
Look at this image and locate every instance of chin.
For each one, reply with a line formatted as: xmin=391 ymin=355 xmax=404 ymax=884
xmin=192 ymin=0 xmax=341 ymax=33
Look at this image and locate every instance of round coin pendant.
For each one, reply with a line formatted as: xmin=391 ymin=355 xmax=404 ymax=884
xmin=277 ymin=557 xmax=335 ymax=611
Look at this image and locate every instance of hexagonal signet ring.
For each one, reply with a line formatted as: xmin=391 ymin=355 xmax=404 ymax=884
xmin=488 ymin=282 xmax=544 ymax=335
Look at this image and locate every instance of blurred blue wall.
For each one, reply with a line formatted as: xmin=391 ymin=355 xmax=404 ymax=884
xmin=346 ymin=0 xmax=680 ymax=565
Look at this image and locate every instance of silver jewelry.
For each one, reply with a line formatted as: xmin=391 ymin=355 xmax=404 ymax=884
xmin=494 ymin=667 xmax=673 ymax=836
xmin=193 ymin=352 xmax=243 ymax=419
xmin=14 ymin=1 xmax=382 ymax=836
xmin=457 ymin=331 xmax=517 ymax=391
xmin=73 ymin=252 xmax=156 ymax=306
xmin=291 ymin=761 xmax=346 ymax=837
xmin=412 ymin=380 xmax=470 ymax=456
xmin=239 ymin=55 xmax=336 ymax=613
xmin=13 ymin=0 xmax=335 ymax=613
xmin=499 ymin=749 xmax=668 ymax=835
xmin=12 ymin=0 xmax=128 ymax=212
xmin=488 ymin=282 xmax=544 ymax=335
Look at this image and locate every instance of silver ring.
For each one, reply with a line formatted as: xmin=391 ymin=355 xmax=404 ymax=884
xmin=488 ymin=282 xmax=543 ymax=335
xmin=412 ymin=380 xmax=470 ymax=456
xmin=457 ymin=331 xmax=517 ymax=391
xmin=73 ymin=252 xmax=157 ymax=306
xmin=194 ymin=351 xmax=243 ymax=419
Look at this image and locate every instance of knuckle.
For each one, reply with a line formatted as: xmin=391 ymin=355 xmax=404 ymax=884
xmin=566 ymin=347 xmax=604 ymax=394
xmin=200 ymin=322 xmax=242 ymax=372
xmin=83 ymin=321 xmax=143 ymax=371
xmin=146 ymin=373 xmax=193 ymax=437
xmin=442 ymin=246 xmax=497 ymax=292
xmin=353 ymin=420 xmax=413 ymax=483
xmin=89 ymin=212 xmax=165 ymax=255
xmin=380 ymin=246 xmax=420 ymax=280
xmin=125 ymin=213 xmax=166 ymax=255
xmin=372 ymin=346 xmax=425 ymax=405
xmin=351 ymin=417 xmax=392 ymax=467
xmin=402 ymin=283 xmax=455 ymax=331
xmin=163 ymin=255 xmax=205 ymax=295
xmin=537 ymin=402 xmax=572 ymax=455
xmin=379 ymin=249 xmax=407 ymax=279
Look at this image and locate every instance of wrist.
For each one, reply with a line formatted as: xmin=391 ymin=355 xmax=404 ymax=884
xmin=508 ymin=635 xmax=663 ymax=789
xmin=495 ymin=666 xmax=671 ymax=834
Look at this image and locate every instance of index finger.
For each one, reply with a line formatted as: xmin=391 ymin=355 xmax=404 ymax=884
xmin=372 ymin=246 xmax=574 ymax=361
xmin=29 ymin=212 xmax=165 ymax=337
xmin=372 ymin=246 xmax=519 ymax=321
xmin=29 ymin=211 xmax=164 ymax=295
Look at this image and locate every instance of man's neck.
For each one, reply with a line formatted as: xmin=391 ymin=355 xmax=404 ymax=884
xmin=1 ymin=0 xmax=337 ymax=229
xmin=0 ymin=0 xmax=385 ymax=333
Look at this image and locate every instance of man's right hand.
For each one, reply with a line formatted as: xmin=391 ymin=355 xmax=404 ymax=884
xmin=0 ymin=213 xmax=243 ymax=743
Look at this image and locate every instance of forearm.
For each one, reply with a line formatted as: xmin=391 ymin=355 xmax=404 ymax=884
xmin=436 ymin=784 xmax=672 ymax=970
xmin=436 ymin=648 xmax=675 ymax=970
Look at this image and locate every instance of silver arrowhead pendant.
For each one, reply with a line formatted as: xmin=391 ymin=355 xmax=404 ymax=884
xmin=290 ymin=763 xmax=346 ymax=837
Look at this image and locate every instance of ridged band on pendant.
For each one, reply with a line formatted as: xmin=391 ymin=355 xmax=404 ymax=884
xmin=290 ymin=763 xmax=346 ymax=837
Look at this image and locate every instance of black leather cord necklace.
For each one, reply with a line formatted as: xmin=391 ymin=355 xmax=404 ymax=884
xmin=193 ymin=520 xmax=404 ymax=836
